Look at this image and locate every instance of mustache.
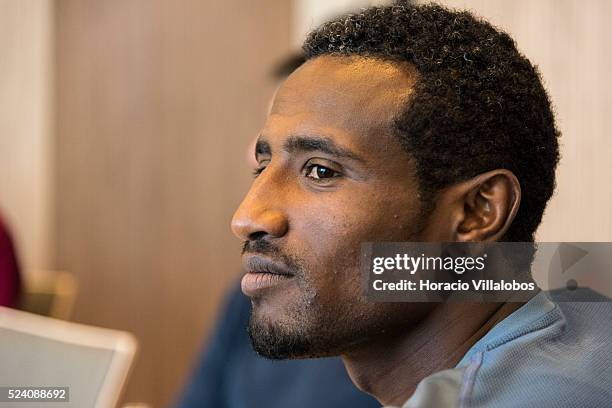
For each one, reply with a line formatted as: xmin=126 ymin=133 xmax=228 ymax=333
xmin=242 ymin=239 xmax=304 ymax=277
xmin=242 ymin=239 xmax=280 ymax=256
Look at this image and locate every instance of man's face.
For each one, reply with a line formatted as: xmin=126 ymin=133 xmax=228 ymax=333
xmin=231 ymin=56 xmax=437 ymax=359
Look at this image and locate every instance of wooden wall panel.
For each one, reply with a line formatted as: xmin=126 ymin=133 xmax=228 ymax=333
xmin=54 ymin=1 xmax=291 ymax=406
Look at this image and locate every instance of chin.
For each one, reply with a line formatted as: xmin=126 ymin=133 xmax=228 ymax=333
xmin=247 ymin=311 xmax=311 ymax=359
xmin=247 ymin=300 xmax=351 ymax=360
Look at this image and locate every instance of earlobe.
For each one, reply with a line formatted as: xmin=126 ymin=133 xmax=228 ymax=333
xmin=454 ymin=170 xmax=521 ymax=242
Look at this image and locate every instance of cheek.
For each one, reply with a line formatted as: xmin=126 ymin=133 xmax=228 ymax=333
xmin=295 ymin=188 xmax=420 ymax=243
xmin=290 ymin=196 xmax=372 ymax=266
xmin=287 ymin=189 xmax=421 ymax=291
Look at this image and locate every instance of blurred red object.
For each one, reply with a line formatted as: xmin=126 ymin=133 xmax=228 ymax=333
xmin=0 ymin=213 xmax=21 ymax=307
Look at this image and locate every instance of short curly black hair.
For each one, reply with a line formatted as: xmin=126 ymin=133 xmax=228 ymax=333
xmin=303 ymin=1 xmax=560 ymax=242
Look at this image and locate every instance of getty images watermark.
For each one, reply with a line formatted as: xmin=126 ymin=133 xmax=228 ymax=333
xmin=361 ymin=242 xmax=612 ymax=302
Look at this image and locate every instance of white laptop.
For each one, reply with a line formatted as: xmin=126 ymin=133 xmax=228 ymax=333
xmin=0 ymin=307 xmax=137 ymax=408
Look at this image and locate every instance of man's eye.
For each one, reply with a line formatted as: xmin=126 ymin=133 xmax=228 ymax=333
xmin=305 ymin=164 xmax=338 ymax=180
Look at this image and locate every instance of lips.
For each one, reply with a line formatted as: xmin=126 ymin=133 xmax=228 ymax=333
xmin=241 ymin=255 xmax=295 ymax=296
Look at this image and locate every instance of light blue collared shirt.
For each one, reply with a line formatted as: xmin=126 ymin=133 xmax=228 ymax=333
xmin=391 ymin=290 xmax=612 ymax=407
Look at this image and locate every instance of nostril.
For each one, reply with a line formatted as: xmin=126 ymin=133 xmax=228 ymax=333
xmin=248 ymin=231 xmax=267 ymax=241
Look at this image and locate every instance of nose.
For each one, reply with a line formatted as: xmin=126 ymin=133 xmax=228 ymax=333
xmin=231 ymin=179 xmax=289 ymax=242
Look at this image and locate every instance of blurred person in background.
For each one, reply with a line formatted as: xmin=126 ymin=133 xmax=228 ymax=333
xmin=174 ymin=54 xmax=379 ymax=408
xmin=0 ymin=211 xmax=21 ymax=307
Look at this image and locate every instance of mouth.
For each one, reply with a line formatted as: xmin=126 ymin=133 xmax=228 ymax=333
xmin=241 ymin=255 xmax=295 ymax=296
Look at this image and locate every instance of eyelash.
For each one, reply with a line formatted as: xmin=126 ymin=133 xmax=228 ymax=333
xmin=251 ymin=162 xmax=341 ymax=182
xmin=252 ymin=167 xmax=264 ymax=178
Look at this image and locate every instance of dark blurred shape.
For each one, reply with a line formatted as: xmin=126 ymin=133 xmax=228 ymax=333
xmin=0 ymin=212 xmax=21 ymax=307
xmin=175 ymin=284 xmax=379 ymax=408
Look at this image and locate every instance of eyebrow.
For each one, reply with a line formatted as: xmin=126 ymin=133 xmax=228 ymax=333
xmin=254 ymin=135 xmax=364 ymax=163
xmin=285 ymin=135 xmax=366 ymax=163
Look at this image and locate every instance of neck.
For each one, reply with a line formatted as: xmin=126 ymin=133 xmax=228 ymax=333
xmin=341 ymin=301 xmax=523 ymax=406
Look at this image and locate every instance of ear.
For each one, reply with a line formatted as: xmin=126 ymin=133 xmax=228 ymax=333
xmin=443 ymin=170 xmax=521 ymax=242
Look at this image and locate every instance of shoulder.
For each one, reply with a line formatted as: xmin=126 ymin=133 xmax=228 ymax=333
xmin=465 ymin=293 xmax=612 ymax=407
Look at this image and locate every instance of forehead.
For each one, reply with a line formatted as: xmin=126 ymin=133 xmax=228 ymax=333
xmin=265 ymin=55 xmax=417 ymax=154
